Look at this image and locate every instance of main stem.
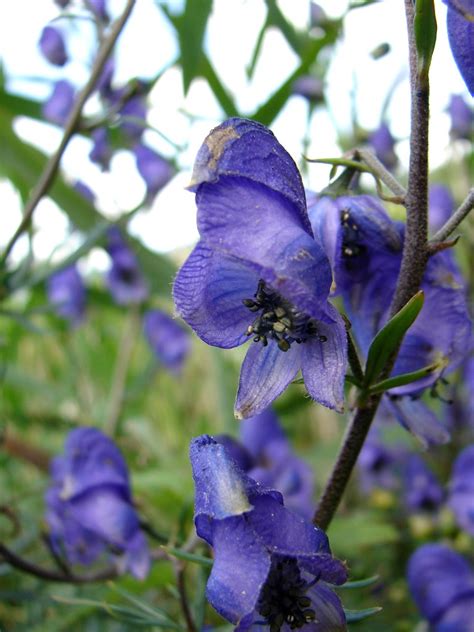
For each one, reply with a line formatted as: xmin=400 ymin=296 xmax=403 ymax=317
xmin=313 ymin=0 xmax=431 ymax=530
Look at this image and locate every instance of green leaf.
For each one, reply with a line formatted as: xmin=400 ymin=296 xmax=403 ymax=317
xmin=368 ymin=360 xmax=444 ymax=394
xmin=199 ymin=55 xmax=239 ymax=117
xmin=339 ymin=575 xmax=379 ymax=589
xmin=163 ymin=546 xmax=213 ymax=567
xmin=364 ymin=291 xmax=424 ymax=387
xmin=176 ymin=0 xmax=213 ymax=94
xmin=328 ymin=511 xmax=399 ymax=557
xmin=265 ymin=0 xmax=303 ymax=55
xmin=414 ymin=0 xmax=437 ymax=85
xmin=344 ymin=606 xmax=382 ymax=622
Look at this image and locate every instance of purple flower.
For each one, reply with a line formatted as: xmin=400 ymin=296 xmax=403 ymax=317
xmin=429 ymin=184 xmax=454 ymax=233
xmin=105 ymin=226 xmax=148 ymax=305
xmin=310 ymin=3 xmax=327 ymax=27
xmin=47 ymin=265 xmax=86 ymax=325
xmin=291 ymin=76 xmax=324 ymax=103
xmin=448 ymin=444 xmax=474 ymax=536
xmin=173 ymin=118 xmax=348 ymax=419
xmin=119 ymin=95 xmax=147 ymax=139
xmin=55 ymin=0 xmax=71 ymax=7
xmin=190 ymin=435 xmax=347 ymax=631
xmin=134 ymin=143 xmax=174 ymax=200
xmin=38 ymin=25 xmax=68 ymax=66
xmin=45 ymin=428 xmax=150 ymax=579
xmin=403 ymin=455 xmax=444 ymax=513
xmin=444 ymin=0 xmax=474 ymax=95
xmin=358 ymin=431 xmax=401 ymax=493
xmin=43 ymin=80 xmax=75 ymax=126
xmin=143 ymin=309 xmax=190 ymax=374
xmin=368 ymin=123 xmax=398 ymax=171
xmin=89 ymin=128 xmax=112 ymax=171
xmin=217 ymin=409 xmax=314 ymax=518
xmin=447 ymin=94 xmax=473 ymax=141
xmin=74 ymin=180 xmax=95 ymax=203
xmin=407 ymin=544 xmax=474 ymax=631
xmin=86 ymin=0 xmax=109 ymax=22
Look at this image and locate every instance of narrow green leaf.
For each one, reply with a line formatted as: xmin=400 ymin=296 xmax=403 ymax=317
xmin=246 ymin=18 xmax=269 ymax=80
xmin=200 ymin=55 xmax=239 ymax=117
xmin=163 ymin=546 xmax=213 ymax=567
xmin=177 ymin=0 xmax=213 ymax=94
xmin=339 ymin=575 xmax=379 ymax=589
xmin=344 ymin=606 xmax=382 ymax=622
xmin=265 ymin=0 xmax=303 ymax=55
xmin=414 ymin=0 xmax=437 ymax=85
xmin=368 ymin=360 xmax=443 ymax=395
xmin=364 ymin=291 xmax=424 ymax=387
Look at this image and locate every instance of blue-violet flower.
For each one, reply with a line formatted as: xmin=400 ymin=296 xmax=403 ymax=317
xmin=38 ymin=25 xmax=68 ymax=66
xmin=448 ymin=444 xmax=474 ymax=536
xmin=105 ymin=226 xmax=148 ymax=305
xmin=47 ymin=264 xmax=86 ymax=325
xmin=143 ymin=309 xmax=190 ymax=374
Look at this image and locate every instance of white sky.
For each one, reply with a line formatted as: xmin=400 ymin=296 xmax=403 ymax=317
xmin=0 ymin=0 xmax=470 ymax=270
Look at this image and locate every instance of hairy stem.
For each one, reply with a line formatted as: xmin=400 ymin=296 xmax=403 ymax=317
xmin=0 ymin=0 xmax=136 ymax=268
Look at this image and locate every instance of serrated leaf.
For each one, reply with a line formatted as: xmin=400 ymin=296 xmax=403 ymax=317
xmin=344 ymin=606 xmax=382 ymax=622
xmin=364 ymin=291 xmax=424 ymax=387
xmin=339 ymin=575 xmax=379 ymax=589
xmin=414 ymin=0 xmax=437 ymax=84
xmin=176 ymin=0 xmax=213 ymax=94
xmin=368 ymin=360 xmax=443 ymax=394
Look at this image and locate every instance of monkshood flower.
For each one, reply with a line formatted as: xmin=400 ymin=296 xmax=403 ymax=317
xmin=43 ymin=80 xmax=75 ymax=126
xmin=444 ymin=0 xmax=474 ymax=95
xmin=38 ymin=25 xmax=68 ymax=66
xmin=429 ymin=184 xmax=454 ymax=234
xmin=190 ymin=435 xmax=347 ymax=631
xmin=105 ymin=226 xmax=148 ymax=305
xmin=368 ymin=123 xmax=398 ymax=171
xmin=217 ymin=408 xmax=314 ymax=518
xmin=119 ymin=94 xmax=147 ymax=139
xmin=310 ymin=3 xmax=327 ymax=27
xmin=89 ymin=128 xmax=112 ymax=171
xmin=403 ymin=455 xmax=444 ymax=513
xmin=45 ymin=427 xmax=150 ymax=579
xmin=447 ymin=94 xmax=474 ymax=141
xmin=87 ymin=0 xmax=110 ymax=23
xmin=358 ymin=431 xmax=401 ymax=493
xmin=173 ymin=118 xmax=348 ymax=419
xmin=448 ymin=444 xmax=474 ymax=536
xmin=407 ymin=543 xmax=474 ymax=631
xmin=134 ymin=143 xmax=174 ymax=201
xmin=291 ymin=76 xmax=324 ymax=103
xmin=143 ymin=309 xmax=190 ymax=374
xmin=47 ymin=264 xmax=86 ymax=325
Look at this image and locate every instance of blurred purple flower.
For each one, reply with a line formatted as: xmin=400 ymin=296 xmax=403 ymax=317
xmin=358 ymin=432 xmax=401 ymax=493
xmin=448 ymin=444 xmax=474 ymax=536
xmin=86 ymin=0 xmax=109 ymax=22
xmin=429 ymin=184 xmax=454 ymax=233
xmin=134 ymin=143 xmax=174 ymax=201
xmin=45 ymin=428 xmax=150 ymax=579
xmin=217 ymin=409 xmax=314 ymax=519
xmin=447 ymin=94 xmax=473 ymax=140
xmin=408 ymin=543 xmax=474 ymax=631
xmin=173 ymin=118 xmax=348 ymax=419
xmin=368 ymin=123 xmax=398 ymax=171
xmin=119 ymin=95 xmax=147 ymax=139
xmin=444 ymin=0 xmax=474 ymax=95
xmin=43 ymin=80 xmax=75 ymax=126
xmin=89 ymin=128 xmax=112 ymax=170
xmin=38 ymin=25 xmax=68 ymax=66
xmin=143 ymin=309 xmax=190 ymax=374
xmin=47 ymin=265 xmax=86 ymax=325
xmin=310 ymin=2 xmax=327 ymax=27
xmin=105 ymin=226 xmax=148 ymax=305
xmin=403 ymin=455 xmax=444 ymax=513
xmin=190 ymin=435 xmax=347 ymax=631
xmin=292 ymin=76 xmax=324 ymax=103
xmin=55 ymin=0 xmax=71 ymax=7
xmin=74 ymin=180 xmax=95 ymax=203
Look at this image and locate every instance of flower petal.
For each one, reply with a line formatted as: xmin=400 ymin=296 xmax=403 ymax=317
xmin=189 ymin=117 xmax=311 ymax=233
xmin=301 ymin=305 xmax=347 ymax=412
xmin=206 ymin=515 xmax=271 ymax=625
xmin=173 ymin=242 xmax=258 ymax=348
xmin=384 ymin=397 xmax=450 ymax=448
xmin=305 ymin=582 xmax=347 ymax=631
xmin=196 ymin=176 xmax=332 ymax=321
xmin=446 ymin=4 xmax=474 ymax=95
xmin=235 ymin=342 xmax=303 ymax=419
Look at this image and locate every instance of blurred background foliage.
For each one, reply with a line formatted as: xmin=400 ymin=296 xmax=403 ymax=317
xmin=0 ymin=0 xmax=472 ymax=630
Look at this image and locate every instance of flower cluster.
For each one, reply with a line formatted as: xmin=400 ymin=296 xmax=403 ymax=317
xmin=45 ymin=428 xmax=150 ymax=579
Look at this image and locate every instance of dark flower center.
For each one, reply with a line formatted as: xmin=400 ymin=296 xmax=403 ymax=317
xmin=242 ymin=280 xmax=326 ymax=352
xmin=256 ymin=556 xmax=318 ymax=632
xmin=117 ymin=265 xmax=139 ymax=284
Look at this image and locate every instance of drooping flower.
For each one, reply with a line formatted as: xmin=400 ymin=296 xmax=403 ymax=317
xmin=403 ymin=455 xmax=444 ymax=513
xmin=190 ymin=435 xmax=347 ymax=631
xmin=43 ymin=80 xmax=75 ymax=126
xmin=38 ymin=25 xmax=68 ymax=66
xmin=47 ymin=264 xmax=86 ymax=325
xmin=173 ymin=118 xmax=348 ymax=419
xmin=444 ymin=0 xmax=474 ymax=95
xmin=105 ymin=226 xmax=148 ymax=305
xmin=45 ymin=427 xmax=150 ymax=579
xmin=89 ymin=128 xmax=112 ymax=171
xmin=407 ymin=543 xmax=474 ymax=631
xmin=447 ymin=94 xmax=474 ymax=141
xmin=448 ymin=444 xmax=474 ymax=536
xmin=429 ymin=184 xmax=454 ymax=234
xmin=368 ymin=123 xmax=398 ymax=171
xmin=134 ymin=143 xmax=174 ymax=201
xmin=143 ymin=309 xmax=190 ymax=375
xmin=217 ymin=408 xmax=314 ymax=518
